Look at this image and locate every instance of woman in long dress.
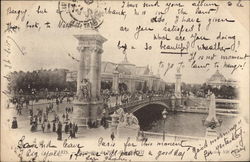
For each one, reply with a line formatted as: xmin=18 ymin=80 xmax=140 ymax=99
xmin=11 ymin=117 xmax=18 ymax=129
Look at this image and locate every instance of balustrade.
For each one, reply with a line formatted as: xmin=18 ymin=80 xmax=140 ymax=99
xmin=109 ymin=95 xmax=170 ymax=113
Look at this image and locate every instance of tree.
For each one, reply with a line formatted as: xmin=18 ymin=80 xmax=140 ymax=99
xmin=8 ymin=69 xmax=69 ymax=96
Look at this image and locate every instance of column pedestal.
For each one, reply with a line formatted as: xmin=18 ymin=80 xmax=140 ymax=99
xmin=72 ymin=30 xmax=107 ymax=130
xmin=89 ymin=100 xmax=103 ymax=125
xmin=72 ymin=100 xmax=103 ymax=131
xmin=205 ymin=128 xmax=217 ymax=137
xmin=72 ymin=101 xmax=89 ymax=131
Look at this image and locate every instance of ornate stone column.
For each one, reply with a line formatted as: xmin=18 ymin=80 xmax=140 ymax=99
xmin=175 ymin=70 xmax=182 ymax=98
xmin=72 ymin=31 xmax=107 ymax=130
xmin=128 ymin=78 xmax=136 ymax=93
xmin=148 ymin=77 xmax=153 ymax=91
xmin=156 ymin=78 xmax=160 ymax=91
xmin=175 ymin=69 xmax=182 ymax=108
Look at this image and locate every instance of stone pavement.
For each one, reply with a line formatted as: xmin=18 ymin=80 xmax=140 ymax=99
xmin=5 ymin=101 xmax=116 ymax=141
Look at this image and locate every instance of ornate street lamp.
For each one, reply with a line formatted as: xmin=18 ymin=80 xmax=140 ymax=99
xmin=162 ymin=108 xmax=167 ymax=141
xmin=31 ymin=89 xmax=35 ymax=110
xmin=115 ymin=90 xmax=118 ymax=106
xmin=55 ymin=87 xmax=59 ymax=98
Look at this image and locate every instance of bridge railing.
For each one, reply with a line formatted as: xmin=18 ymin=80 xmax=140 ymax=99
xmin=109 ymin=95 xmax=170 ymax=113
xmin=141 ymin=131 xmax=205 ymax=141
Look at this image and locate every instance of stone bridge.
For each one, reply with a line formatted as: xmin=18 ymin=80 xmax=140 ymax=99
xmin=108 ymin=96 xmax=180 ymax=131
xmin=109 ymin=96 xmax=177 ymax=114
xmin=108 ymin=96 xmax=239 ymax=130
xmin=108 ymin=96 xmax=239 ymax=115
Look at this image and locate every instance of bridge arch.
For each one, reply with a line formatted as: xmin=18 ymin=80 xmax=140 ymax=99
xmin=129 ymin=101 xmax=170 ymax=113
xmin=132 ymin=102 xmax=170 ymax=131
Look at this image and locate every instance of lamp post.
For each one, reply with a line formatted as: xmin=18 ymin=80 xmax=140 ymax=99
xmin=162 ymin=108 xmax=167 ymax=141
xmin=31 ymin=89 xmax=35 ymax=111
xmin=115 ymin=91 xmax=118 ymax=106
xmin=55 ymin=87 xmax=59 ymax=99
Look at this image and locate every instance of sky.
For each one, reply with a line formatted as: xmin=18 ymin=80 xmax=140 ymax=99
xmin=1 ymin=0 xmax=249 ymax=84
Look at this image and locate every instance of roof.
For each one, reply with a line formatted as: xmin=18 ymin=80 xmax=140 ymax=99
xmin=101 ymin=61 xmax=131 ymax=75
xmin=136 ymin=66 xmax=150 ymax=75
xmin=101 ymin=62 xmax=116 ymax=73
xmin=207 ymin=70 xmax=226 ymax=82
xmin=100 ymin=61 xmax=150 ymax=75
xmin=118 ymin=54 xmax=135 ymax=66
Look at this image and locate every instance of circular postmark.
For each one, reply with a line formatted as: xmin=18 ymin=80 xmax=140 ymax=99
xmin=57 ymin=1 xmax=103 ymax=30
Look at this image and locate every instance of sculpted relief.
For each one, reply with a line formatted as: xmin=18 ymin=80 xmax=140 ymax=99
xmin=78 ymin=79 xmax=91 ymax=101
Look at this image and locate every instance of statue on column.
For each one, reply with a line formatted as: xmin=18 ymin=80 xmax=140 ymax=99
xmin=115 ymin=64 xmax=119 ymax=71
xmin=177 ymin=66 xmax=181 ymax=73
xmin=78 ymin=79 xmax=91 ymax=101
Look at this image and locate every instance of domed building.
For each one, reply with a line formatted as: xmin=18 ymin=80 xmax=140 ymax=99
xmin=66 ymin=55 xmax=166 ymax=93
xmin=206 ymin=70 xmax=238 ymax=88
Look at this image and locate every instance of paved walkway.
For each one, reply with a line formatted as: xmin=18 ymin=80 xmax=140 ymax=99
xmin=6 ymin=100 xmax=117 ymax=141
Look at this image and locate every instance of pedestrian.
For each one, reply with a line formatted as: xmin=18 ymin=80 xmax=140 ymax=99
xmin=65 ymin=122 xmax=69 ymax=134
xmin=75 ymin=124 xmax=78 ymax=134
xmin=68 ymin=127 xmax=73 ymax=139
xmin=46 ymin=106 xmax=49 ymax=114
xmin=56 ymin=98 xmax=59 ymax=105
xmin=43 ymin=113 xmax=47 ymax=122
xmin=29 ymin=107 xmax=33 ymax=116
xmin=33 ymin=114 xmax=37 ymax=121
xmin=52 ymin=122 xmax=56 ymax=132
xmin=87 ymin=120 xmax=92 ymax=128
xmin=54 ymin=114 xmax=58 ymax=122
xmin=62 ymin=113 xmax=65 ymax=122
xmin=16 ymin=104 xmax=19 ymax=115
xmin=101 ymin=117 xmax=105 ymax=127
xmin=11 ymin=117 xmax=18 ymax=129
xmin=57 ymin=121 xmax=62 ymax=140
xmin=18 ymin=106 xmax=22 ymax=115
xmin=39 ymin=116 xmax=42 ymax=124
xmin=111 ymin=132 xmax=115 ymax=141
xmin=42 ymin=122 xmax=45 ymax=132
xmin=69 ymin=121 xmax=72 ymax=128
xmin=47 ymin=122 xmax=51 ymax=132
xmin=72 ymin=123 xmax=76 ymax=138
xmin=66 ymin=113 xmax=69 ymax=121
xmin=31 ymin=122 xmax=36 ymax=132
xmin=104 ymin=118 xmax=108 ymax=129
xmin=30 ymin=116 xmax=33 ymax=125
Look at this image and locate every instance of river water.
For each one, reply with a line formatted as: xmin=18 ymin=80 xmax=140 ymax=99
xmin=147 ymin=112 xmax=237 ymax=137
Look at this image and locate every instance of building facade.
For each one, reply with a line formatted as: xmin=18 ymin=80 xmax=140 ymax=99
xmin=66 ymin=55 xmax=166 ymax=93
xmin=206 ymin=70 xmax=238 ymax=88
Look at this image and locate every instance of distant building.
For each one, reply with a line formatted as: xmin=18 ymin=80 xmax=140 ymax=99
xmin=206 ymin=70 xmax=238 ymax=88
xmin=66 ymin=55 xmax=166 ymax=93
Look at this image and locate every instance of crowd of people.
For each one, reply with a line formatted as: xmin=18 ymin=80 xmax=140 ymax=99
xmin=101 ymin=89 xmax=168 ymax=110
xmin=10 ymin=88 xmax=171 ymax=141
xmin=10 ymin=95 xmax=79 ymax=141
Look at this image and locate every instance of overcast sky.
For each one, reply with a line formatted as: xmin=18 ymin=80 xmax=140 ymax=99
xmin=1 ymin=1 xmax=249 ymax=84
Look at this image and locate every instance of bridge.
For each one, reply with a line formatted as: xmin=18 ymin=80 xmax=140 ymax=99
xmin=108 ymin=96 xmax=174 ymax=114
xmin=108 ymin=96 xmax=240 ymax=117
xmin=107 ymin=95 xmax=239 ymax=130
xmin=108 ymin=96 xmax=175 ymax=130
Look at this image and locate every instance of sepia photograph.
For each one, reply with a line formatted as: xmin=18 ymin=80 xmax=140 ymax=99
xmin=1 ymin=0 xmax=249 ymax=161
